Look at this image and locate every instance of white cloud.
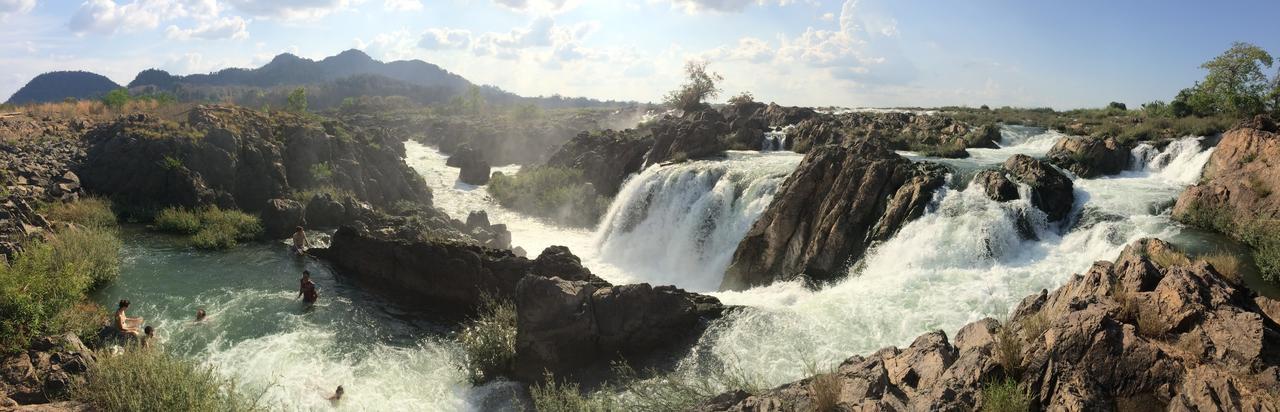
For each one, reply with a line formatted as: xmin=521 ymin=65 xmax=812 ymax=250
xmin=0 ymin=0 xmax=35 ymax=19
xmin=355 ymin=29 xmax=420 ymax=60
xmin=820 ymin=12 xmax=834 ymax=21
xmin=666 ymin=0 xmax=806 ymax=14
xmin=166 ymin=15 xmax=249 ymax=40
xmin=384 ymin=0 xmax=422 ymax=11
xmin=491 ymin=0 xmax=581 ymax=15
xmin=69 ymin=0 xmax=164 ymax=34
xmin=702 ymin=37 xmax=774 ymax=63
xmin=418 ymin=28 xmax=472 ymax=50
xmin=773 ymin=0 xmax=910 ymax=85
xmin=224 ymin=0 xmax=349 ymax=21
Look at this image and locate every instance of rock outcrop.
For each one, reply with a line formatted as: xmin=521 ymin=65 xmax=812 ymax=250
xmin=312 ymin=225 xmax=600 ymax=316
xmin=1 ymin=334 xmax=95 ymax=407
xmin=1000 ymin=154 xmax=1075 ymax=222
xmin=0 ymin=136 xmax=86 ymax=258
xmin=1046 ymin=136 xmax=1130 ymax=178
xmin=544 ymin=129 xmax=653 ymax=196
xmin=973 ymin=169 xmax=1019 ymax=202
xmin=447 ymin=145 xmax=492 ymax=185
xmin=702 ymin=238 xmax=1280 ymax=410
xmin=512 ymin=275 xmax=724 ymax=382
xmin=644 ymin=109 xmax=729 ymax=166
xmin=260 ymin=198 xmax=305 ymax=239
xmin=1173 ymin=119 xmax=1280 ymax=225
xmin=721 ymin=140 xmax=947 ymax=290
xmin=786 ymin=111 xmax=1000 ymax=156
xmin=79 ymin=106 xmax=430 ymax=213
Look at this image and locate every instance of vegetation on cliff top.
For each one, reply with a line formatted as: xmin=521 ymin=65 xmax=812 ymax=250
xmin=487 ymin=167 xmax=611 ymax=228
xmin=458 ymin=295 xmax=516 ymax=383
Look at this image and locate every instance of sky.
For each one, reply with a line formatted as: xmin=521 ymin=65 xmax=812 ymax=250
xmin=2 ymin=0 xmax=1280 ymax=108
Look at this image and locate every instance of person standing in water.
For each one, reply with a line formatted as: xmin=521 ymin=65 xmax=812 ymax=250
xmin=292 ymin=226 xmax=308 ymax=255
xmin=114 ymin=300 xmax=144 ymax=338
xmin=298 ymin=270 xmax=318 ymax=304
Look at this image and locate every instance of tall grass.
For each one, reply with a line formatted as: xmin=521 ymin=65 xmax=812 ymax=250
xmin=74 ymin=348 xmax=262 ymax=412
xmin=0 ymin=226 xmax=121 ymax=353
xmin=994 ymin=315 xmax=1023 ymax=379
xmin=458 ymin=295 xmax=516 ymax=383
xmin=44 ymin=197 xmax=118 ymax=229
xmin=1179 ymin=202 xmax=1280 ymax=284
xmin=152 ymin=206 xmax=262 ymax=250
xmin=981 ymin=378 xmax=1030 ymax=412
xmin=529 ymin=372 xmax=614 ymax=412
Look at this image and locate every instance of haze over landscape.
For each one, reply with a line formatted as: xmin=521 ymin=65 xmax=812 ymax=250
xmin=4 ymin=0 xmax=1280 ymax=107
xmin=3 ymin=1 xmax=1280 ymax=412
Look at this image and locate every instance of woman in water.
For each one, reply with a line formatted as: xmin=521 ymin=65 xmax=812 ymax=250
xmin=298 ymin=270 xmax=318 ymax=305
xmin=114 ymin=299 xmax=144 ymax=338
xmin=291 ymin=226 xmax=308 ymax=256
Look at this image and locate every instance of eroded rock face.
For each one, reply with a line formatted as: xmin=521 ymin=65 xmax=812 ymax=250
xmin=1046 ymin=136 xmax=1130 ymax=178
xmin=1173 ymin=121 xmax=1280 ymax=225
xmin=1 ymin=334 xmax=95 ymax=406
xmin=973 ymin=169 xmax=1019 ymax=202
xmin=721 ymin=140 xmax=947 ymax=290
xmin=312 ymin=226 xmax=597 ymax=316
xmin=1001 ymin=154 xmax=1075 ymax=222
xmin=512 ymin=276 xmax=723 ymax=382
xmin=260 ymin=198 xmax=305 ymax=239
xmin=0 ymin=137 xmax=87 ymax=258
xmin=702 ymin=238 xmax=1280 ymax=411
xmin=79 ymin=106 xmax=430 ymax=213
xmin=644 ymin=109 xmax=729 ymax=166
xmin=785 ymin=112 xmax=1000 ymax=156
xmin=544 ymin=129 xmax=653 ymax=196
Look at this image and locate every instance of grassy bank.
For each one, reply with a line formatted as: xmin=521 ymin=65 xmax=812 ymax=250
xmin=75 ymin=348 xmax=262 ymax=412
xmin=152 ymin=206 xmax=263 ymax=249
xmin=1179 ymin=202 xmax=1280 ymax=285
xmin=487 ymin=167 xmax=611 ymax=228
xmin=0 ymin=198 xmax=121 ymax=353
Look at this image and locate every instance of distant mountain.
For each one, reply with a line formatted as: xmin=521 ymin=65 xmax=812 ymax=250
xmin=6 ymin=71 xmax=121 ymax=104
xmin=128 ymin=49 xmax=473 ymax=94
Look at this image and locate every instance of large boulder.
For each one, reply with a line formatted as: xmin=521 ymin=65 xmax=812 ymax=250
xmin=722 ymin=140 xmax=947 ymax=290
xmin=644 ymin=109 xmax=729 ymax=166
xmin=702 ymin=238 xmax=1280 ymax=410
xmin=512 ymin=276 xmax=723 ymax=382
xmin=973 ymin=169 xmax=1019 ymax=202
xmin=1001 ymin=154 xmax=1075 ymax=222
xmin=1046 ymin=136 xmax=1130 ymax=178
xmin=260 ymin=198 xmax=304 ymax=239
xmin=762 ymin=103 xmax=816 ymax=128
xmin=449 ymin=145 xmax=492 ymax=185
xmin=1173 ymin=120 xmax=1280 ymax=227
xmin=304 ymin=193 xmax=347 ymax=228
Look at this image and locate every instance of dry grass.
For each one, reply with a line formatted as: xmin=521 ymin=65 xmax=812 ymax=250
xmin=18 ymin=100 xmax=195 ymax=123
xmin=1111 ymin=284 xmax=1139 ymax=322
xmin=994 ymin=315 xmax=1023 ymax=379
xmin=1147 ymin=247 xmax=1191 ymax=268
xmin=1020 ymin=311 xmax=1049 ymax=343
xmin=810 ymin=372 xmax=842 ymax=412
xmin=1136 ymin=307 xmax=1170 ymax=338
xmin=1197 ymin=250 xmax=1244 ymax=283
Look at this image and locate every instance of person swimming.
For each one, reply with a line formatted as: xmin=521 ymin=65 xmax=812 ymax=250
xmin=195 ymin=308 xmax=207 ymax=322
xmin=292 ymin=226 xmax=308 ymax=255
xmin=327 ymin=385 xmax=344 ymax=406
xmin=114 ymin=300 xmax=144 ymax=338
xmin=142 ymin=326 xmax=156 ymax=348
xmin=298 ymin=270 xmax=318 ymax=304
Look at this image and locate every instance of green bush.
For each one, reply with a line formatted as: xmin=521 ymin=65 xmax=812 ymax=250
xmin=151 ymin=207 xmax=263 ymax=250
xmin=154 ymin=207 xmax=202 ymax=234
xmin=44 ymin=197 xmax=118 ymax=229
xmin=0 ymin=225 xmax=121 ymax=353
xmin=74 ymin=348 xmax=262 ymax=412
xmin=459 ymin=295 xmax=516 ymax=383
xmin=981 ymin=378 xmax=1030 ymax=412
xmin=530 ymin=372 xmax=613 ymax=412
xmin=487 ymin=167 xmax=611 ymax=228
xmin=51 ymin=302 xmax=109 ymax=348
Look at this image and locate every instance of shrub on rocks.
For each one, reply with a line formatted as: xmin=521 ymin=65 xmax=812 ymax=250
xmin=487 ymin=167 xmax=610 ymax=228
xmin=74 ymin=348 xmax=261 ymax=412
xmin=152 ymin=206 xmax=262 ymax=250
xmin=43 ymin=197 xmax=117 ymax=229
xmin=459 ymin=295 xmax=517 ymax=383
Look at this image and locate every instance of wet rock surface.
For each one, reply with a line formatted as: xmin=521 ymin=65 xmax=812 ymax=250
xmin=722 ymin=140 xmax=947 ymax=290
xmin=1000 ymin=154 xmax=1075 ymax=222
xmin=701 ymin=238 xmax=1280 ymax=411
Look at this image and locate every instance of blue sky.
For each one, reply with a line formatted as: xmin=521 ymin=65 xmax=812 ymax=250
xmin=2 ymin=0 xmax=1279 ymax=108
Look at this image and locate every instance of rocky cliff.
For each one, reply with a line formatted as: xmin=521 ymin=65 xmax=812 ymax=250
xmin=79 ymin=106 xmax=430 ymax=213
xmin=787 ymin=111 xmax=1000 ymax=157
xmin=0 ymin=123 xmax=88 ymax=258
xmin=701 ymin=238 xmax=1280 ymax=411
xmin=1173 ymin=118 xmax=1280 ymax=225
xmin=721 ymin=140 xmax=947 ymax=290
xmin=544 ymin=128 xmax=654 ymax=196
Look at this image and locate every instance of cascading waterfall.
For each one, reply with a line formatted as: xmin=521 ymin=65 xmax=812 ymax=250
xmin=672 ymin=133 xmax=1215 ymax=388
xmin=594 ymin=151 xmax=802 ymax=291
xmin=760 ymin=125 xmax=794 ymax=152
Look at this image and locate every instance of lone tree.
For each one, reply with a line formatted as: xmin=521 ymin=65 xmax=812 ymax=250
xmin=1174 ymin=42 xmax=1275 ymax=117
xmin=287 ymin=87 xmax=308 ymax=113
xmin=664 ymin=61 xmax=722 ymax=112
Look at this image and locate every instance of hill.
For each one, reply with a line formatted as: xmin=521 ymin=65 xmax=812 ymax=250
xmin=6 ymin=71 xmax=122 ymax=104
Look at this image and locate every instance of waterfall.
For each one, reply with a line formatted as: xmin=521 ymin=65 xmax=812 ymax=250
xmin=760 ymin=125 xmax=794 ymax=152
xmin=1129 ymin=136 xmax=1216 ymax=185
xmin=594 ymin=151 xmax=803 ymax=292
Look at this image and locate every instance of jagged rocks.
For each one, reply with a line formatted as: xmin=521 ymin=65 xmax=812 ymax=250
xmin=512 ymin=276 xmax=723 ymax=382
xmin=464 ymin=210 xmax=512 ymax=250
xmin=304 ymin=193 xmax=347 ymax=228
xmin=721 ymin=140 xmax=947 ymax=290
xmin=1046 ymin=136 xmax=1130 ymax=178
xmin=762 ymin=103 xmax=816 ymax=128
xmin=645 ymin=109 xmax=729 ymax=166
xmin=1 ymin=334 xmax=95 ymax=406
xmin=785 ymin=111 xmax=1000 ymax=156
xmin=703 ymin=238 xmax=1280 ymax=411
xmin=1001 ymin=154 xmax=1075 ymax=222
xmin=530 ymin=245 xmax=594 ymax=281
xmin=79 ymin=105 xmax=430 ymax=213
xmin=545 ymin=129 xmax=654 ymax=197
xmin=973 ymin=169 xmax=1019 ymax=202
xmin=260 ymin=198 xmax=305 ymax=239
xmin=1173 ymin=121 xmax=1280 ymax=225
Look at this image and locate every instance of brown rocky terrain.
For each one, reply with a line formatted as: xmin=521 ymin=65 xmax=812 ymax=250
xmin=0 ymin=334 xmax=96 ymax=410
xmin=1173 ymin=117 xmax=1280 ymax=225
xmin=544 ymin=128 xmax=654 ymax=196
xmin=0 ymin=127 xmax=87 ymax=258
xmin=721 ymin=139 xmax=947 ymax=290
xmin=701 ymin=238 xmax=1280 ymax=411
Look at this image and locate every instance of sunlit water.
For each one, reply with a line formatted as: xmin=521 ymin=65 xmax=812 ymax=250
xmin=93 ymin=231 xmax=506 ymax=411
